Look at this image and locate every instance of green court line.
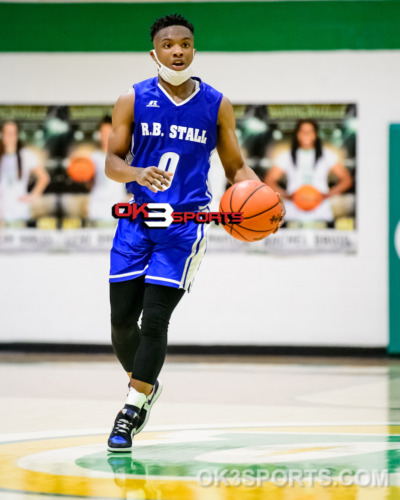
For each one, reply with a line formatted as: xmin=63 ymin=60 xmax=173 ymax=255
xmin=0 ymin=1 xmax=400 ymax=52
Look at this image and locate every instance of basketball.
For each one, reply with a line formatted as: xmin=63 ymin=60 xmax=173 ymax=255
xmin=67 ymin=157 xmax=95 ymax=183
xmin=219 ymin=180 xmax=282 ymax=242
xmin=292 ymin=185 xmax=323 ymax=211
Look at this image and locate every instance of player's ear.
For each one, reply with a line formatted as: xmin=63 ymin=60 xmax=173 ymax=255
xmin=150 ymin=49 xmax=161 ymax=68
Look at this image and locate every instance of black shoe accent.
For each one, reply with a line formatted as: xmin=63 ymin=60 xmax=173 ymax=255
xmin=107 ymin=406 xmax=139 ymax=453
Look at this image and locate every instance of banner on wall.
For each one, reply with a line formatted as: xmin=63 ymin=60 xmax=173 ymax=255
xmin=389 ymin=124 xmax=400 ymax=354
xmin=0 ymin=103 xmax=357 ymax=254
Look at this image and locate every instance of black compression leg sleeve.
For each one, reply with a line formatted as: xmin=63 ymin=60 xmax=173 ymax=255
xmin=109 ymin=276 xmax=145 ymax=373
xmin=130 ymin=283 xmax=185 ymax=385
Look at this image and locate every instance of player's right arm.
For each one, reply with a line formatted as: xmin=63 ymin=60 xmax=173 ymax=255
xmin=105 ymin=91 xmax=172 ymax=193
xmin=264 ymin=166 xmax=291 ymax=200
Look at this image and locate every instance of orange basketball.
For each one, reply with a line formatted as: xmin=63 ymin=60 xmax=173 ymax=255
xmin=67 ymin=157 xmax=95 ymax=183
xmin=292 ymin=185 xmax=323 ymax=211
xmin=219 ymin=180 xmax=282 ymax=242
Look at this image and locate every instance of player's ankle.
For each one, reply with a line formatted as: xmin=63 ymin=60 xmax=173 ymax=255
xmin=126 ymin=385 xmax=147 ymax=409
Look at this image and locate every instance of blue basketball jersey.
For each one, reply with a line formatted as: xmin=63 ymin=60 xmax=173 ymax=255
xmin=125 ymin=76 xmax=223 ymax=211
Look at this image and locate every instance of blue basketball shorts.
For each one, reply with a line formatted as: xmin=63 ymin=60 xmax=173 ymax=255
xmin=109 ymin=215 xmax=208 ymax=291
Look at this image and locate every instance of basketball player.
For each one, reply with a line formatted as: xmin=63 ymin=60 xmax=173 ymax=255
xmin=0 ymin=121 xmax=50 ymax=226
xmin=105 ymin=14 xmax=285 ymax=452
xmin=265 ymin=119 xmax=353 ymax=225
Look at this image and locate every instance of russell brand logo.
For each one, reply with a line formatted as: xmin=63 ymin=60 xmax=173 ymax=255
xmin=112 ymin=203 xmax=243 ymax=228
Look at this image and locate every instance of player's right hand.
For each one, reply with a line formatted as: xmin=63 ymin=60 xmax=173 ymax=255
xmin=135 ymin=166 xmax=173 ymax=193
xmin=272 ymin=192 xmax=286 ymax=234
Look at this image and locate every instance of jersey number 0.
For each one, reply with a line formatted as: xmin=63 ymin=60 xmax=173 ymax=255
xmin=157 ymin=152 xmax=179 ymax=190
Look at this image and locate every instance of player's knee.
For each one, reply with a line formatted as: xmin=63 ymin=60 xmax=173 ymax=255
xmin=141 ymin=307 xmax=170 ymax=339
xmin=111 ymin=311 xmax=138 ymax=333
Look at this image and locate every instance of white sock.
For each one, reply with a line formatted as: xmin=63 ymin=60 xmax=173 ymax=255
xmin=125 ymin=386 xmax=147 ymax=409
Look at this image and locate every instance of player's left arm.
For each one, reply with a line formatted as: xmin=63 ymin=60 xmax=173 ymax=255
xmin=216 ymin=96 xmax=285 ymax=229
xmin=325 ymin=163 xmax=353 ymax=199
xmin=30 ymin=165 xmax=50 ymax=197
xmin=216 ymin=96 xmax=258 ymax=185
xmin=19 ymin=165 xmax=50 ymax=202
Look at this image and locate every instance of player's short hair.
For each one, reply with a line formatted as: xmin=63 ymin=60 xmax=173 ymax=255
xmin=99 ymin=115 xmax=112 ymax=127
xmin=150 ymin=14 xmax=194 ymax=41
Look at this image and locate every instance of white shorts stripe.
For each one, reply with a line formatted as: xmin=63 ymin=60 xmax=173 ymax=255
xmin=182 ymin=225 xmax=208 ymax=290
xmin=180 ymin=223 xmax=203 ymax=289
xmin=109 ymin=265 xmax=148 ymax=279
xmin=145 ymin=275 xmax=181 ymax=285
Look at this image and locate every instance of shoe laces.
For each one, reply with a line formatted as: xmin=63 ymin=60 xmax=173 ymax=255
xmin=115 ymin=418 xmax=131 ymax=433
xmin=114 ymin=411 xmax=136 ymax=434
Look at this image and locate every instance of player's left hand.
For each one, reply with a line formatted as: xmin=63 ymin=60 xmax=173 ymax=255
xmin=273 ymin=193 xmax=286 ymax=234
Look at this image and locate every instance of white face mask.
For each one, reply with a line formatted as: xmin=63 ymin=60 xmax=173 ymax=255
xmin=152 ymin=49 xmax=195 ymax=86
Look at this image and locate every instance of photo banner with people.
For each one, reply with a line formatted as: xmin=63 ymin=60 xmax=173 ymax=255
xmin=0 ymin=103 xmax=357 ymax=254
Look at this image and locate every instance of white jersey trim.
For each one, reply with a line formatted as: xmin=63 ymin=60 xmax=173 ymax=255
xmin=157 ymin=79 xmax=201 ymax=107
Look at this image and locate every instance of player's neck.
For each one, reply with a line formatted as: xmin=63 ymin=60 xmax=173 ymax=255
xmin=158 ymin=77 xmax=197 ymax=104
